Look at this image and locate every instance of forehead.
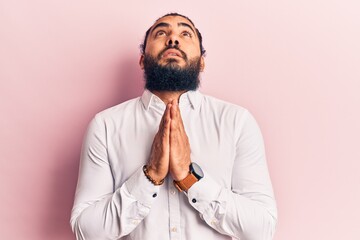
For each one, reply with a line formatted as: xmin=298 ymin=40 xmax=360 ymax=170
xmin=150 ymin=15 xmax=196 ymax=31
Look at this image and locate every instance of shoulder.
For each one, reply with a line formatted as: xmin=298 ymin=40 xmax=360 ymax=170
xmin=199 ymin=92 xmax=260 ymax=132
xmin=200 ymin=93 xmax=249 ymax=117
xmin=93 ymin=97 xmax=141 ymax=123
xmin=200 ymin=93 xmax=264 ymax=141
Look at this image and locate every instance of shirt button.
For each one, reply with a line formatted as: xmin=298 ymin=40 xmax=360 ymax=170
xmin=152 ymin=193 xmax=157 ymax=198
xmin=211 ymin=219 xmax=217 ymax=226
xmin=171 ymin=227 xmax=177 ymax=232
xmin=192 ymin=198 xmax=197 ymax=203
xmin=170 ymin=189 xmax=176 ymax=195
xmin=132 ymin=220 xmax=139 ymax=225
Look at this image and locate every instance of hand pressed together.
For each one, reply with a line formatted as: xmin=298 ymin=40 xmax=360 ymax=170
xmin=147 ymin=99 xmax=191 ymax=182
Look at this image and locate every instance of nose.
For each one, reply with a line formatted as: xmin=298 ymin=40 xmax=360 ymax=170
xmin=166 ymin=36 xmax=179 ymax=47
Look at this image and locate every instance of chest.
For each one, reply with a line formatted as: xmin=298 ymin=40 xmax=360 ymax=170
xmin=106 ymin=108 xmax=237 ymax=189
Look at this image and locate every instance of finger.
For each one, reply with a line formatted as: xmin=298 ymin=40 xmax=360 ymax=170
xmin=159 ymin=104 xmax=171 ymax=145
xmin=170 ymin=99 xmax=177 ymax=119
xmin=163 ymin=103 xmax=171 ymax=135
xmin=170 ymin=101 xmax=176 ymax=120
xmin=173 ymin=100 xmax=183 ymax=124
xmin=159 ymin=102 xmax=172 ymax=130
xmin=171 ymin=100 xmax=186 ymax=133
xmin=170 ymin=104 xmax=179 ymax=131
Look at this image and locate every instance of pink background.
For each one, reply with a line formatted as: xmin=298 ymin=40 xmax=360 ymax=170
xmin=1 ymin=0 xmax=359 ymax=239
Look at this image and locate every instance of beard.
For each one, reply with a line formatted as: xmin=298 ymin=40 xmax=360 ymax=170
xmin=143 ymin=51 xmax=201 ymax=92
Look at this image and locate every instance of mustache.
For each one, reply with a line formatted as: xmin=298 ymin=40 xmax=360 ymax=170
xmin=157 ymin=45 xmax=187 ymax=61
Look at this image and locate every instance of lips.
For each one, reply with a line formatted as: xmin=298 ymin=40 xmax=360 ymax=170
xmin=162 ymin=49 xmax=182 ymax=58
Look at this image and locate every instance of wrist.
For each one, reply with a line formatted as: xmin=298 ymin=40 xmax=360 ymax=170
xmin=170 ymin=162 xmax=191 ymax=181
xmin=143 ymin=165 xmax=165 ymax=185
xmin=172 ymin=169 xmax=190 ymax=181
xmin=173 ymin=162 xmax=204 ymax=192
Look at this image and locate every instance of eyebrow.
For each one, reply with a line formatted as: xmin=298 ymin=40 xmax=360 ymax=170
xmin=178 ymin=22 xmax=196 ymax=35
xmin=150 ymin=22 xmax=196 ymax=36
xmin=151 ymin=22 xmax=170 ymax=33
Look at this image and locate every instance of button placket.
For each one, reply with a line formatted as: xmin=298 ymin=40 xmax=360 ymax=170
xmin=170 ymin=188 xmax=177 ymax=195
xmin=168 ymin=177 xmax=181 ymax=240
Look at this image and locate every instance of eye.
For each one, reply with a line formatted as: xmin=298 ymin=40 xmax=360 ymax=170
xmin=155 ymin=30 xmax=166 ymax=37
xmin=181 ymin=31 xmax=192 ymax=38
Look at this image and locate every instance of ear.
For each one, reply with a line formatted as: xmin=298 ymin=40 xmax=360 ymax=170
xmin=200 ymin=56 xmax=205 ymax=72
xmin=139 ymin=55 xmax=145 ymax=70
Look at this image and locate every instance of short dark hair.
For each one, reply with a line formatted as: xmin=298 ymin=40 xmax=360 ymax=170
xmin=140 ymin=13 xmax=206 ymax=56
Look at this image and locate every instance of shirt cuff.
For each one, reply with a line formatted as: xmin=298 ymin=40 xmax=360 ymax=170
xmin=125 ymin=166 xmax=160 ymax=207
xmin=186 ymin=169 xmax=223 ymax=214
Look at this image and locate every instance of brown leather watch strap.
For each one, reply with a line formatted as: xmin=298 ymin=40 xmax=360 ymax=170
xmin=173 ymin=173 xmax=198 ymax=192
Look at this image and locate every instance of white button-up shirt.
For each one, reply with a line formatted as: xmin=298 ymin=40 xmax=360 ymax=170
xmin=70 ymin=90 xmax=277 ymax=240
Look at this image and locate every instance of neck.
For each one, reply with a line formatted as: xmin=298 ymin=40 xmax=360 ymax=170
xmin=151 ymin=90 xmax=187 ymax=105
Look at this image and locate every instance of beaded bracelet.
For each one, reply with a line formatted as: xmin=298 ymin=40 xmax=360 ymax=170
xmin=143 ymin=165 xmax=165 ymax=186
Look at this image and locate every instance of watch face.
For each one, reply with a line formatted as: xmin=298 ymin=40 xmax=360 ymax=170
xmin=190 ymin=162 xmax=204 ymax=179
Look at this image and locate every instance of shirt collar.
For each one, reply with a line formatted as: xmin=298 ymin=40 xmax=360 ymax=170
xmin=140 ymin=89 xmax=201 ymax=111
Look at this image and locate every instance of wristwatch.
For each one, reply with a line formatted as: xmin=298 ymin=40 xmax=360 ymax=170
xmin=173 ymin=162 xmax=204 ymax=192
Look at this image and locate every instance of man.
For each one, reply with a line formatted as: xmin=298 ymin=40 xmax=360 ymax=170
xmin=70 ymin=13 xmax=277 ymax=240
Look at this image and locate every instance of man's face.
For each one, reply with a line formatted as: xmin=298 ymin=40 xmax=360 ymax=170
xmin=140 ymin=15 xmax=204 ymax=70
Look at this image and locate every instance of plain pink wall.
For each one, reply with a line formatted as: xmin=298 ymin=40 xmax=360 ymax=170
xmin=1 ymin=0 xmax=359 ymax=239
